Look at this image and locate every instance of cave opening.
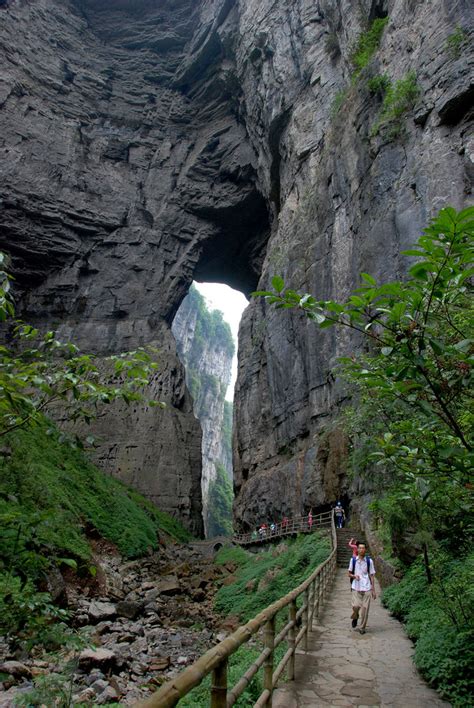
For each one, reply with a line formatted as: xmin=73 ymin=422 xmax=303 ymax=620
xmin=172 ymin=281 xmax=248 ymax=539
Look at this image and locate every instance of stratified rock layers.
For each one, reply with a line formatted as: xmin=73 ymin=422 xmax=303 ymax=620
xmin=0 ymin=0 xmax=472 ymax=532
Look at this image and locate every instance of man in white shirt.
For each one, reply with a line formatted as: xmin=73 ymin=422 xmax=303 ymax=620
xmin=348 ymin=542 xmax=376 ymax=634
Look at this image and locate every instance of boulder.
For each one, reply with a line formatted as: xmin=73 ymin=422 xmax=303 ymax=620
xmin=88 ymin=601 xmax=117 ymax=622
xmin=116 ymin=600 xmax=144 ymax=620
xmin=0 ymin=662 xmax=32 ymax=679
xmin=157 ymin=577 xmax=181 ymax=596
xmin=78 ymin=649 xmax=117 ymax=672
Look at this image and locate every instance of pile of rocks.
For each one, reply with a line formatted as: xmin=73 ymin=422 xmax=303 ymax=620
xmin=0 ymin=543 xmax=238 ymax=705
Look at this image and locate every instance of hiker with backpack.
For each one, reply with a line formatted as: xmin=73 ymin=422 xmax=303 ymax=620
xmin=334 ymin=501 xmax=345 ymax=528
xmin=348 ymin=542 xmax=376 ymax=634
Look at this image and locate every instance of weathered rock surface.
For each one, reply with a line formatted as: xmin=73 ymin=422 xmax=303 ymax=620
xmin=0 ymin=0 xmax=472 ymax=531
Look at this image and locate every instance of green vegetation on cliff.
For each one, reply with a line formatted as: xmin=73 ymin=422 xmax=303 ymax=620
xmin=207 ymin=463 xmax=233 ymax=537
xmin=177 ymin=286 xmax=234 ymax=409
xmin=0 ymin=417 xmax=190 ymax=638
xmin=1 ymin=418 xmax=190 ymax=568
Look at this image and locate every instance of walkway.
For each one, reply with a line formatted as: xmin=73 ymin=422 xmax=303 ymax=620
xmin=273 ymin=569 xmax=448 ymax=708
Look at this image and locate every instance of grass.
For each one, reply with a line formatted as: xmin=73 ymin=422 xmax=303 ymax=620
xmin=180 ymin=533 xmax=332 ymax=707
xmin=215 ymin=532 xmax=331 ymax=621
xmin=382 ymin=553 xmax=474 ymax=706
xmin=0 ymin=417 xmax=191 ymax=580
xmin=445 ymin=26 xmax=468 ymax=59
xmin=350 ymin=17 xmax=389 ymax=76
xmin=370 ymin=70 xmax=419 ymax=139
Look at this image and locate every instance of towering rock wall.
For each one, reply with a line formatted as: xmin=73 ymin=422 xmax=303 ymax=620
xmin=0 ymin=0 xmax=270 ymax=536
xmin=0 ymin=0 xmax=472 ymax=532
xmin=172 ymin=285 xmax=234 ymax=535
xmin=231 ymin=0 xmax=473 ymax=528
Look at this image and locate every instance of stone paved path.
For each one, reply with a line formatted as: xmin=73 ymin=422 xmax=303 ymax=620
xmin=273 ymin=569 xmax=449 ymax=707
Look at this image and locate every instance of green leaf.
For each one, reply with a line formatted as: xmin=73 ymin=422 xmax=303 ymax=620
xmin=453 ymin=339 xmax=472 ymax=351
xmin=361 ymin=272 xmax=376 ymax=285
xmin=271 ymin=275 xmax=285 ymax=293
xmin=381 ymin=347 xmax=394 ymax=356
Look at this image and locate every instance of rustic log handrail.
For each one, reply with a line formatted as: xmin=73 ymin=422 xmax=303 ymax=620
xmin=233 ymin=511 xmax=333 ymax=546
xmin=137 ymin=512 xmax=337 ymax=708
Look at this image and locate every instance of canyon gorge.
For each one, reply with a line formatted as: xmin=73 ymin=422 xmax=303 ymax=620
xmin=0 ymin=0 xmax=472 ymax=535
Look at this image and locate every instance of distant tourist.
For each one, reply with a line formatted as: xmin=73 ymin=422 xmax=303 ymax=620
xmin=308 ymin=510 xmax=313 ymax=531
xmin=282 ymin=516 xmax=289 ymax=531
xmin=334 ymin=501 xmax=345 ymax=528
xmin=348 ymin=542 xmax=376 ymax=634
xmin=251 ymin=530 xmax=258 ymax=541
xmin=270 ymin=522 xmax=276 ymax=535
xmin=348 ymin=537 xmax=358 ymax=557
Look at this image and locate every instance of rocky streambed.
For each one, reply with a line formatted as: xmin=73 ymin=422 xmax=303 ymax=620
xmin=0 ymin=542 xmax=238 ymax=706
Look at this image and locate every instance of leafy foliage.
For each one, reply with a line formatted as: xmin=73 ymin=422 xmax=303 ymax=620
xmin=445 ymin=25 xmax=469 ymax=59
xmin=207 ymin=463 xmax=233 ymax=537
xmin=254 ymin=206 xmax=473 ymax=493
xmin=367 ymin=73 xmax=391 ymax=96
xmin=350 ymin=17 xmax=389 ymax=75
xmin=0 ymin=253 xmax=164 ymax=441
xmin=263 ymin=208 xmax=474 ymax=581
xmin=370 ymin=70 xmax=419 ymax=138
xmin=383 ymin=556 xmax=474 ymax=705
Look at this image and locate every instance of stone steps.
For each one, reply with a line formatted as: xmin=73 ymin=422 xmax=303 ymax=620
xmin=336 ymin=529 xmax=367 ymax=568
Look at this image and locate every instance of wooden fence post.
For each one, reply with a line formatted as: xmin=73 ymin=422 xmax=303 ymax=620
xmin=211 ymin=657 xmax=228 ymax=708
xmin=303 ymin=588 xmax=309 ymax=650
xmin=264 ymin=615 xmax=275 ymax=707
xmin=288 ymin=598 xmax=297 ymax=680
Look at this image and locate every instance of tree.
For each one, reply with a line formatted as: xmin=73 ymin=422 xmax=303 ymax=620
xmin=0 ymin=253 xmax=164 ymax=441
xmin=254 ymin=206 xmax=473 ymax=581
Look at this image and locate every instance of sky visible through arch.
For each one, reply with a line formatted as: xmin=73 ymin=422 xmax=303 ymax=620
xmin=194 ymin=281 xmax=248 ymax=401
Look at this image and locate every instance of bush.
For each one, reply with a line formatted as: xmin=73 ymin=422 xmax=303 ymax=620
xmin=382 ymin=554 xmax=474 ymax=704
xmin=445 ymin=26 xmax=468 ymax=59
xmin=367 ymin=73 xmax=391 ymax=96
xmin=350 ymin=17 xmax=389 ymax=75
xmin=0 ymin=573 xmax=68 ymax=642
xmin=370 ymin=70 xmax=419 ymax=138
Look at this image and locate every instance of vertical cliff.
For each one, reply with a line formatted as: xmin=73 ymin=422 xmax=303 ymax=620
xmin=172 ymin=286 xmax=234 ymax=535
xmin=0 ymin=0 xmax=471 ymax=532
xmin=231 ymin=0 xmax=473 ymax=528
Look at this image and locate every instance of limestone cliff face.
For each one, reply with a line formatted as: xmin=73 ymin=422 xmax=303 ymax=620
xmin=172 ymin=286 xmax=234 ymax=535
xmin=0 ymin=0 xmax=472 ymax=532
xmin=231 ymin=0 xmax=473 ymax=528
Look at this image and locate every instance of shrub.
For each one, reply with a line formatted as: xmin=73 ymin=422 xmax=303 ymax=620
xmin=331 ymin=88 xmax=348 ymax=119
xmin=350 ymin=17 xmax=389 ymax=75
xmin=370 ymin=70 xmax=419 ymax=138
xmin=445 ymin=26 xmax=468 ymax=59
xmin=367 ymin=73 xmax=391 ymax=96
xmin=0 ymin=573 xmax=68 ymax=642
xmin=382 ymin=554 xmax=474 ymax=704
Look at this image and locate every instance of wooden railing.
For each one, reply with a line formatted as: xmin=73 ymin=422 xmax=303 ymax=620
xmin=233 ymin=511 xmax=333 ymax=546
xmin=137 ymin=512 xmax=337 ymax=708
